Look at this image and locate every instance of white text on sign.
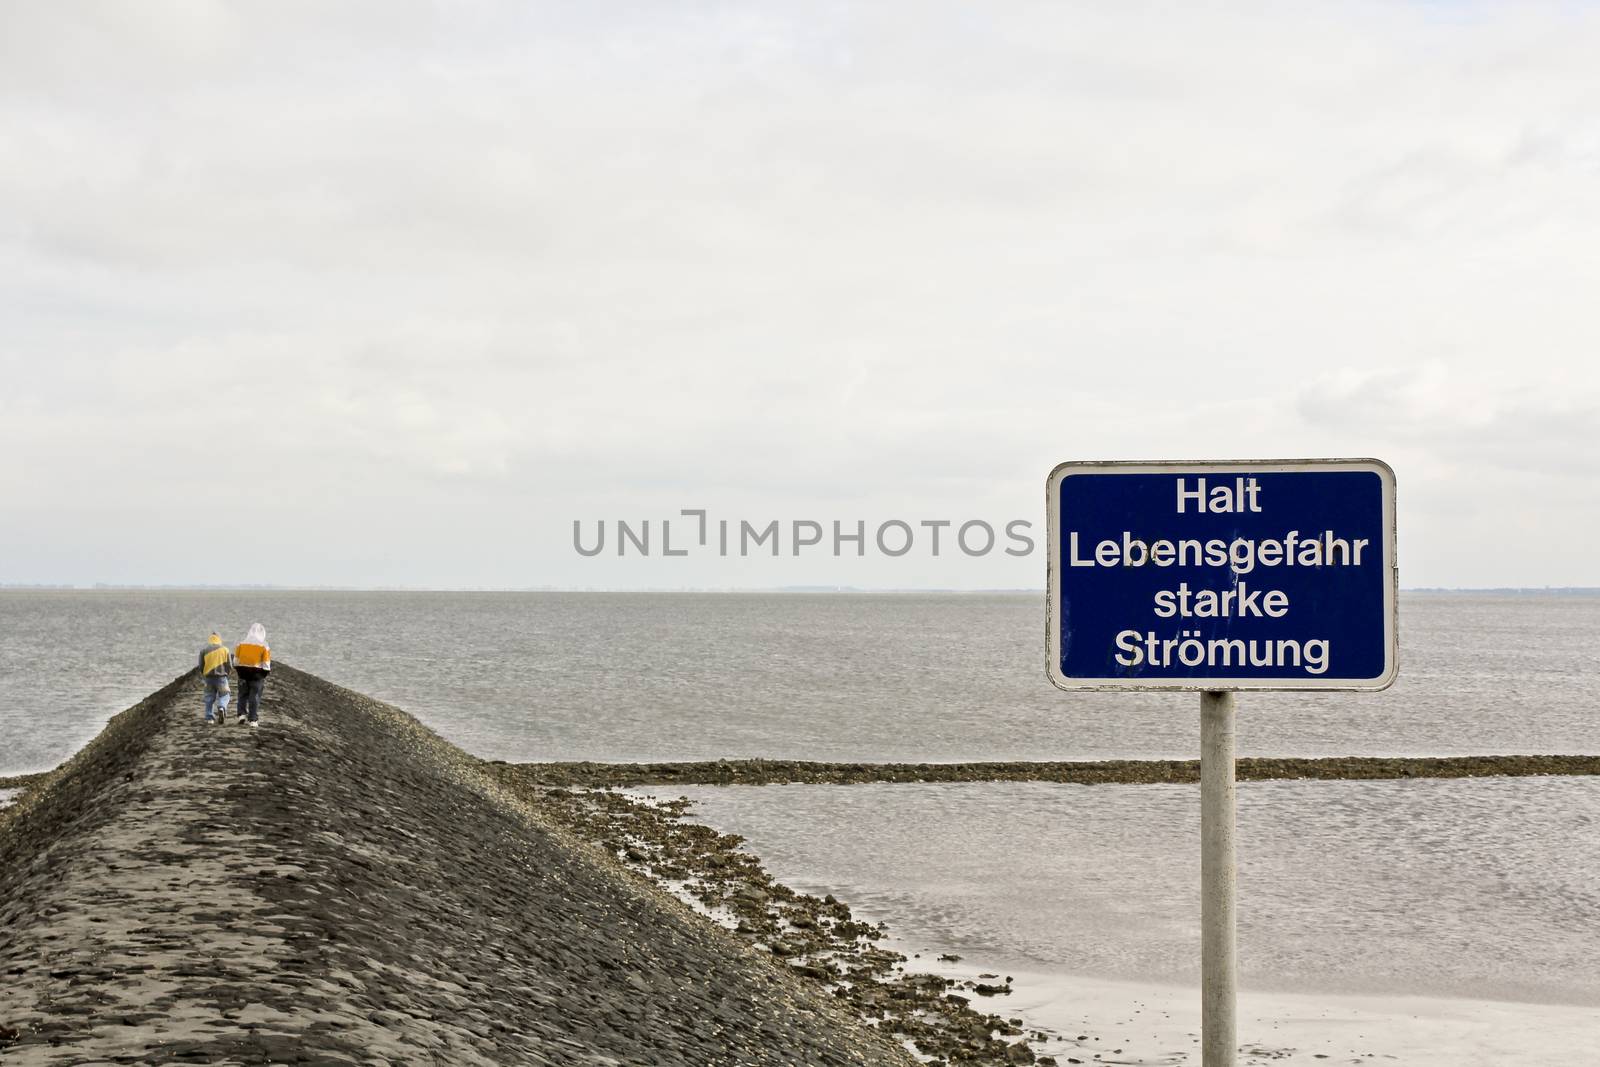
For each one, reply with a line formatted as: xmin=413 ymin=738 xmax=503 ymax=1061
xmin=1075 ymin=477 xmax=1372 ymax=675
xmin=1176 ymin=477 xmax=1263 ymax=513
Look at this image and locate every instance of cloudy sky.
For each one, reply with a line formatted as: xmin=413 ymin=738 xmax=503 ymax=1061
xmin=3 ymin=2 xmax=1597 ymax=589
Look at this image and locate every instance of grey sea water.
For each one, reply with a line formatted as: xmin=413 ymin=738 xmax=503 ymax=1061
xmin=669 ymin=777 xmax=1600 ymax=1006
xmin=2 ymin=590 xmax=1598 ymax=776
xmin=3 ymin=590 xmax=1597 ymax=1008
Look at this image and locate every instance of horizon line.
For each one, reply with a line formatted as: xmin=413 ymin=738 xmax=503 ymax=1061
xmin=3 ymin=584 xmax=1600 ymax=595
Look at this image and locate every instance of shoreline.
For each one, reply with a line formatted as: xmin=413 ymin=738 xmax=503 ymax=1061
xmin=490 ymin=778 xmax=1600 ymax=1066
xmin=486 ymin=780 xmax=1063 ymax=1065
xmin=584 ymin=784 xmax=1600 ymax=1065
xmin=897 ymin=962 xmax=1600 ymax=1066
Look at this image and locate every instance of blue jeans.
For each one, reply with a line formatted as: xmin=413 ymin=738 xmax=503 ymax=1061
xmin=238 ymin=674 xmax=266 ymax=723
xmin=203 ymin=676 xmax=231 ymax=722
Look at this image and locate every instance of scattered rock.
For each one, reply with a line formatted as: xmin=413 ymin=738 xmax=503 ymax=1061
xmin=494 ymin=776 xmax=1055 ymax=1066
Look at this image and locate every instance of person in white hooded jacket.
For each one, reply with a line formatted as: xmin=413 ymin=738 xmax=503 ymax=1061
xmin=232 ymin=622 xmax=271 ymax=727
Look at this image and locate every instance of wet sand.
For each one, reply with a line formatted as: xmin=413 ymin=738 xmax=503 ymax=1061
xmin=956 ymin=965 xmax=1600 ymax=1066
xmin=0 ymin=666 xmax=916 ymax=1066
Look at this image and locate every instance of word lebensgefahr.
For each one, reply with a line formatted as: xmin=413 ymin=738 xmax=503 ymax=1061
xmin=1067 ymin=527 xmax=1373 ymax=575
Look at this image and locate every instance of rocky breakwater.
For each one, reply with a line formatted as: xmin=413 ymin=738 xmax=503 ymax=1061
xmin=506 ymin=754 xmax=1600 ymax=788
xmin=0 ymin=666 xmax=916 ymax=1067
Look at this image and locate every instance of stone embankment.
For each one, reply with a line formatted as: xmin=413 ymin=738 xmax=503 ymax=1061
xmin=0 ymin=667 xmax=918 ymax=1066
xmin=501 ymin=753 xmax=1600 ymax=788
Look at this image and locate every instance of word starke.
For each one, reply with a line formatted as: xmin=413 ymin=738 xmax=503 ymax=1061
xmin=1153 ymin=581 xmax=1288 ymax=618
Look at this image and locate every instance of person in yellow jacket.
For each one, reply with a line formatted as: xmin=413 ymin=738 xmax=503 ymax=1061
xmin=197 ymin=633 xmax=232 ymax=724
xmin=233 ymin=623 xmax=271 ymax=727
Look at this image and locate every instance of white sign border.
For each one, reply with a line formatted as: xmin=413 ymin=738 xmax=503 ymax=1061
xmin=1046 ymin=458 xmax=1398 ymax=693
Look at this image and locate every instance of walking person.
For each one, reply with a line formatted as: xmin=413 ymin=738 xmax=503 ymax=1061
xmin=198 ymin=632 xmax=232 ymax=725
xmin=233 ymin=622 xmax=271 ymax=728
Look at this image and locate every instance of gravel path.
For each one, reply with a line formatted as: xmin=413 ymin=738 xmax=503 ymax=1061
xmin=0 ymin=666 xmax=916 ymax=1067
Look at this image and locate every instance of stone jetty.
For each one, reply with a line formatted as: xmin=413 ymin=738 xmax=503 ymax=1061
xmin=0 ymin=666 xmax=916 ymax=1066
xmin=502 ymin=753 xmax=1600 ymax=789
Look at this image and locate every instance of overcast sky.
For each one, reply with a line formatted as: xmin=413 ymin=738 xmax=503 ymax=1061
xmin=3 ymin=2 xmax=1597 ymax=589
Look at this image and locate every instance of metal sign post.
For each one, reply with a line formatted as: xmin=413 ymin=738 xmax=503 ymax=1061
xmin=1045 ymin=459 xmax=1397 ymax=1067
xmin=1200 ymin=690 xmax=1236 ymax=1067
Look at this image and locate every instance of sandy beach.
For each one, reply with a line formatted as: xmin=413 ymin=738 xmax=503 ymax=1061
xmin=973 ymin=967 xmax=1600 ymax=1066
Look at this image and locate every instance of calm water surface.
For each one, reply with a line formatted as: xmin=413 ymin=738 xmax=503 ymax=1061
xmin=670 ymin=777 xmax=1600 ymax=1006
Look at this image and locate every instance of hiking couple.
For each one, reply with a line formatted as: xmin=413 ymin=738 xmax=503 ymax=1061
xmin=198 ymin=624 xmax=272 ymax=727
